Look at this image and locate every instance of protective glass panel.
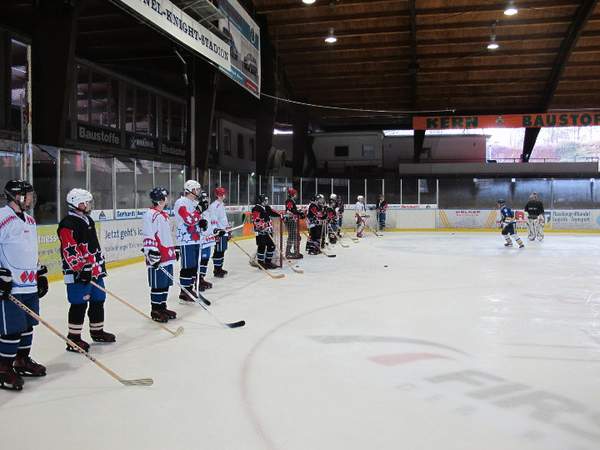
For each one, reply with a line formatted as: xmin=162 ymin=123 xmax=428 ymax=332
xmin=90 ymin=156 xmax=113 ymax=210
xmin=60 ymin=151 xmax=87 ymax=218
xmin=33 ymin=145 xmax=58 ymax=224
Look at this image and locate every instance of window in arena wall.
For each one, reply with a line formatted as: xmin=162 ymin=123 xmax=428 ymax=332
xmin=237 ymin=133 xmax=245 ymax=159
xmin=125 ymin=86 xmax=135 ymax=132
xmin=170 ymin=101 xmax=184 ymax=144
xmin=250 ymin=137 xmax=255 ymax=161
xmin=362 ymin=144 xmax=375 ymax=159
xmin=223 ymin=128 xmax=232 ymax=156
xmin=76 ymin=65 xmax=90 ymax=123
xmin=9 ymin=39 xmax=28 ymax=131
xmin=334 ymin=145 xmax=349 ymax=157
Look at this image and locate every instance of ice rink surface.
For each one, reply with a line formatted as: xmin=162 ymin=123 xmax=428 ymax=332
xmin=2 ymin=232 xmax=600 ymax=450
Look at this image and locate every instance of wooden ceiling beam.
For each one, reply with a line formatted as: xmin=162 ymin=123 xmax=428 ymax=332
xmin=541 ymin=0 xmax=600 ymax=109
xmin=256 ymin=0 xmax=403 ymax=15
xmin=408 ymin=0 xmax=418 ymax=110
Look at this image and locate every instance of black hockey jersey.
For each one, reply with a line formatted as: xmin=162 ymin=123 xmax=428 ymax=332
xmin=524 ymin=200 xmax=545 ymax=219
xmin=285 ymin=197 xmax=305 ymax=220
xmin=57 ymin=212 xmax=106 ymax=280
xmin=252 ymin=204 xmax=281 ymax=234
xmin=376 ymin=200 xmax=388 ymax=212
xmin=307 ymin=202 xmax=325 ymax=227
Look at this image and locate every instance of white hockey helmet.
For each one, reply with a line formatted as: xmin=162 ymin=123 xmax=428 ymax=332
xmin=330 ymin=193 xmax=337 ymax=200
xmin=67 ymin=188 xmax=93 ymax=212
xmin=357 ymin=195 xmax=364 ymax=202
xmin=184 ymin=180 xmax=202 ymax=195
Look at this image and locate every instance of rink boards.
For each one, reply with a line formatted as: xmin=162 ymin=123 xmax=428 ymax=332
xmin=36 ymin=206 xmax=600 ymax=280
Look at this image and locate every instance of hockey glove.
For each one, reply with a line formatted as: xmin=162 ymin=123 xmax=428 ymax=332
xmin=37 ymin=265 xmax=49 ymax=299
xmin=75 ymin=264 xmax=93 ymax=285
xmin=146 ymin=249 xmax=162 ymax=269
xmin=199 ymin=218 xmax=208 ymax=231
xmin=214 ymin=228 xmax=227 ymax=237
xmin=0 ymin=268 xmax=12 ymax=300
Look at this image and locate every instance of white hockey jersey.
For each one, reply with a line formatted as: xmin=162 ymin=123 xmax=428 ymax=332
xmin=355 ymin=201 xmax=367 ymax=215
xmin=142 ymin=207 xmax=176 ymax=267
xmin=208 ymin=200 xmax=229 ymax=231
xmin=174 ymin=196 xmax=203 ymax=246
xmin=0 ymin=205 xmax=38 ymax=294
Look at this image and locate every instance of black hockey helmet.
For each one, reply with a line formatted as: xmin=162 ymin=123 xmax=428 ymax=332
xmin=150 ymin=187 xmax=169 ymax=204
xmin=5 ymin=179 xmax=33 ymax=199
xmin=256 ymin=194 xmax=268 ymax=205
xmin=497 ymin=198 xmax=506 ymax=206
xmin=5 ymin=179 xmax=34 ymax=209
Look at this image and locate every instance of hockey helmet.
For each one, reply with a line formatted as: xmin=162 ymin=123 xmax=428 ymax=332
xmin=330 ymin=193 xmax=337 ymax=201
xmin=287 ymin=187 xmax=298 ymax=197
xmin=497 ymin=198 xmax=506 ymax=206
xmin=214 ymin=187 xmax=227 ymax=198
xmin=257 ymin=194 xmax=269 ymax=205
xmin=150 ymin=187 xmax=169 ymax=204
xmin=184 ymin=180 xmax=201 ymax=196
xmin=5 ymin=179 xmax=35 ymax=210
xmin=357 ymin=195 xmax=364 ymax=202
xmin=315 ymin=194 xmax=325 ymax=205
xmin=66 ymin=188 xmax=93 ymax=213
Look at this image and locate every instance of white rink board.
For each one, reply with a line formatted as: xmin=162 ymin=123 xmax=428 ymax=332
xmin=98 ymin=219 xmax=144 ymax=262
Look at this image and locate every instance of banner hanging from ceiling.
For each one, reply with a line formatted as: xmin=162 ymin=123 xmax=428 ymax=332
xmin=218 ymin=0 xmax=261 ymax=98
xmin=413 ymin=112 xmax=600 ymax=130
xmin=111 ymin=0 xmax=231 ymax=71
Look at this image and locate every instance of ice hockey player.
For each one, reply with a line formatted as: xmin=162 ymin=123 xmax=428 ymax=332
xmin=355 ymin=195 xmax=367 ymax=238
xmin=306 ymin=194 xmax=325 ymax=254
xmin=252 ymin=194 xmax=281 ymax=269
xmin=497 ymin=199 xmax=524 ymax=248
xmin=284 ymin=187 xmax=304 ymax=259
xmin=198 ymin=190 xmax=217 ymax=288
xmin=0 ymin=180 xmax=48 ymax=390
xmin=335 ymin=194 xmax=345 ymax=233
xmin=524 ymin=192 xmax=545 ymax=240
xmin=58 ymin=188 xmax=115 ymax=353
xmin=142 ymin=187 xmax=178 ymax=322
xmin=174 ymin=180 xmax=208 ymax=302
xmin=326 ymin=196 xmax=338 ymax=244
xmin=208 ymin=187 xmax=230 ymax=277
xmin=376 ymin=194 xmax=388 ymax=231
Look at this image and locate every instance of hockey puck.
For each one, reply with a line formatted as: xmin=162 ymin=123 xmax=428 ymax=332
xmin=384 ymin=265 xmax=388 ymax=268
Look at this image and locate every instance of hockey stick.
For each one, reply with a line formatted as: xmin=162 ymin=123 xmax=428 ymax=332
xmin=7 ymin=294 xmax=153 ymax=386
xmin=158 ymin=267 xmax=245 ymax=329
xmin=91 ymin=281 xmax=183 ymax=337
xmin=366 ymin=223 xmax=383 ymax=237
xmin=327 ymin=222 xmax=349 ymax=248
xmin=301 ymin=231 xmax=336 ymax=258
xmin=266 ymin=233 xmax=304 ymax=274
xmin=230 ymin=238 xmax=285 ymax=279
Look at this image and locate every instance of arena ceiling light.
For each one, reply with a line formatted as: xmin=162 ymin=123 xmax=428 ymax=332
xmin=325 ymin=28 xmax=338 ymax=44
xmin=487 ymin=23 xmax=499 ymax=50
xmin=504 ymin=1 xmax=518 ymax=16
xmin=302 ymin=0 xmax=316 ymax=4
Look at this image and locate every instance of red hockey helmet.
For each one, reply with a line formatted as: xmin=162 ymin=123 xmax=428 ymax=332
xmin=287 ymin=187 xmax=297 ymax=197
xmin=214 ymin=187 xmax=227 ymax=198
